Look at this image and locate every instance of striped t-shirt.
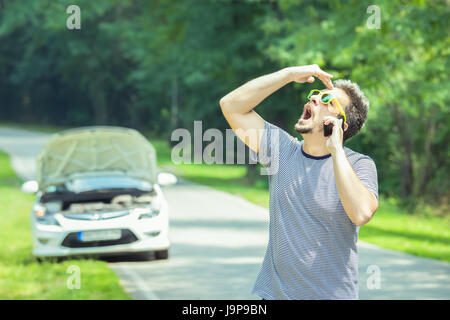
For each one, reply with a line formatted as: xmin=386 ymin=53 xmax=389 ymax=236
xmin=249 ymin=120 xmax=378 ymax=300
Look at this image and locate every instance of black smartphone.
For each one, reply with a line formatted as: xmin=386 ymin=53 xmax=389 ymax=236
xmin=324 ymin=116 xmax=345 ymax=137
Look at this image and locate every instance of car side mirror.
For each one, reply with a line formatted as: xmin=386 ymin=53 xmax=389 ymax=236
xmin=157 ymin=172 xmax=177 ymax=186
xmin=22 ymin=180 xmax=39 ymax=194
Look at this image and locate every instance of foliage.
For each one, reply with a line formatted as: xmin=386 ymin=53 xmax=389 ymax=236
xmin=0 ymin=0 xmax=448 ymax=207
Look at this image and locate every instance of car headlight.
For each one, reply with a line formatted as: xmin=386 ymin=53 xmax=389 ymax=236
xmin=33 ymin=204 xmax=46 ymax=218
xmin=138 ymin=208 xmax=160 ymax=220
xmin=36 ymin=214 xmax=61 ymax=226
xmin=33 ymin=204 xmax=60 ymax=226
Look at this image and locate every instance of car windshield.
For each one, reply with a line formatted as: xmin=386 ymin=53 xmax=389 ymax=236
xmin=46 ymin=176 xmax=153 ymax=193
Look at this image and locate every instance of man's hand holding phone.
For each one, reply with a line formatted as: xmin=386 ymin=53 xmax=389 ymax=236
xmin=324 ymin=116 xmax=345 ymax=155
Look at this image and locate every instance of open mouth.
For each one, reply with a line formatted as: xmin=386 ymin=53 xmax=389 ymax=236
xmin=301 ymin=106 xmax=312 ymax=120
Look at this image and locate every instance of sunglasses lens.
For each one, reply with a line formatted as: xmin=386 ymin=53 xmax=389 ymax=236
xmin=308 ymin=90 xmax=320 ymax=100
xmin=321 ymin=93 xmax=333 ymax=103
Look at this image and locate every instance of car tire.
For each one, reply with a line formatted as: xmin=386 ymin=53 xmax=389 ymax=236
xmin=155 ymin=249 xmax=169 ymax=260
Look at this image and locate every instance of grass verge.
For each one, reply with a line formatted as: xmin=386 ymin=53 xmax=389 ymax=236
xmin=0 ymin=151 xmax=130 ymax=299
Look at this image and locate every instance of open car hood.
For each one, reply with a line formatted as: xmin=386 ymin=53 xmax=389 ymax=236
xmin=36 ymin=126 xmax=157 ymax=191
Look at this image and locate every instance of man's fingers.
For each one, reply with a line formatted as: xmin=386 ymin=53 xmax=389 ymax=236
xmin=324 ymin=78 xmax=334 ymax=90
xmin=301 ymin=65 xmax=334 ymax=88
xmin=313 ymin=65 xmax=333 ymax=78
xmin=312 ymin=66 xmax=334 ymax=89
xmin=317 ymin=74 xmax=334 ymax=90
xmin=323 ymin=116 xmax=339 ymax=126
xmin=326 ymin=77 xmax=334 ymax=89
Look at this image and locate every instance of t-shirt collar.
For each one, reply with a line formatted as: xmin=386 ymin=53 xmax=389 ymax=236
xmin=301 ymin=144 xmax=332 ymax=160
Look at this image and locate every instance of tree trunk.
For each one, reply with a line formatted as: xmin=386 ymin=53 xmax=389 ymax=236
xmin=391 ymin=104 xmax=414 ymax=198
xmin=90 ymin=85 xmax=108 ymax=125
xmin=170 ymin=77 xmax=178 ymax=132
xmin=168 ymin=77 xmax=179 ymax=147
xmin=271 ymin=0 xmax=284 ymax=20
xmin=418 ymin=113 xmax=436 ymax=195
xmin=127 ymin=93 xmax=139 ymax=128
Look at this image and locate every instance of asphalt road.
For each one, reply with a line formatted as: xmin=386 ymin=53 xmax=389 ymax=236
xmin=0 ymin=126 xmax=449 ymax=300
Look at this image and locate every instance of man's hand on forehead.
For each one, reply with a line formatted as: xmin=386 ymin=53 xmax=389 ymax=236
xmin=286 ymin=64 xmax=334 ymax=90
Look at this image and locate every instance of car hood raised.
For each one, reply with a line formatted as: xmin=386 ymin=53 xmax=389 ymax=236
xmin=36 ymin=126 xmax=157 ymax=190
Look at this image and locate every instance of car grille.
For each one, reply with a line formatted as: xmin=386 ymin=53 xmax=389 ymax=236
xmin=61 ymin=229 xmax=138 ymax=248
xmin=63 ymin=210 xmax=130 ymax=221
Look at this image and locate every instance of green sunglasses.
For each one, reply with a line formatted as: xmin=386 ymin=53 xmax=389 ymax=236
xmin=307 ymin=89 xmax=347 ymax=124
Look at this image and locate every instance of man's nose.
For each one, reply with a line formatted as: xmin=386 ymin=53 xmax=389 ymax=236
xmin=310 ymin=96 xmax=320 ymax=105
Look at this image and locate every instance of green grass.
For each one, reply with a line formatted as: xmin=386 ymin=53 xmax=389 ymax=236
xmin=358 ymin=198 xmax=450 ymax=262
xmin=3 ymin=124 xmax=449 ymax=263
xmin=0 ymin=151 xmax=130 ymax=299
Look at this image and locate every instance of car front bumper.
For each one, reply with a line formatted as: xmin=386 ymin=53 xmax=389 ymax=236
xmin=31 ymin=214 xmax=170 ymax=258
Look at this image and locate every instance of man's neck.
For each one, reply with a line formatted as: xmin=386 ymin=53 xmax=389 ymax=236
xmin=301 ymin=134 xmax=331 ymax=157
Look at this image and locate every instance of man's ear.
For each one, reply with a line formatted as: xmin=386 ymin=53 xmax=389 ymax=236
xmin=337 ymin=115 xmax=348 ymax=132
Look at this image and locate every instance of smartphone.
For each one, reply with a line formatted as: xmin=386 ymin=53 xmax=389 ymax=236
xmin=324 ymin=117 xmax=345 ymax=137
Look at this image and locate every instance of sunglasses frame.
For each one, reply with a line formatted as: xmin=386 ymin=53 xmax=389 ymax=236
xmin=307 ymin=89 xmax=347 ymax=124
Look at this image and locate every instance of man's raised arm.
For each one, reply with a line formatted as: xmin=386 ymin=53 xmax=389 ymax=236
xmin=219 ymin=65 xmax=334 ymax=153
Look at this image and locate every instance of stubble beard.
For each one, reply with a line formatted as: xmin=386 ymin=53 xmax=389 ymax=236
xmin=294 ymin=118 xmax=313 ymax=134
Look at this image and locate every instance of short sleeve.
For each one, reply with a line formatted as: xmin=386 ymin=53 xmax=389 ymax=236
xmin=352 ymin=155 xmax=379 ymax=200
xmin=249 ymin=120 xmax=299 ymax=175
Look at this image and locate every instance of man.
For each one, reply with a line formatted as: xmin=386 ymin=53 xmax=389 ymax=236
xmin=219 ymin=65 xmax=379 ymax=300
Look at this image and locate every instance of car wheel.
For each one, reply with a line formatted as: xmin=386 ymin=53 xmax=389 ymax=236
xmin=155 ymin=249 xmax=169 ymax=260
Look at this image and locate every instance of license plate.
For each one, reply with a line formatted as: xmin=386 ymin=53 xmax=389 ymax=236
xmin=78 ymin=229 xmax=122 ymax=242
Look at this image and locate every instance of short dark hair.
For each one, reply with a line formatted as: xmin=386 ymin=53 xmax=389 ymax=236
xmin=334 ymin=79 xmax=370 ymax=142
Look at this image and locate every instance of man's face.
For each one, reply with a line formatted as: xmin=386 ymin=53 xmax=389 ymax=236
xmin=294 ymin=88 xmax=349 ymax=135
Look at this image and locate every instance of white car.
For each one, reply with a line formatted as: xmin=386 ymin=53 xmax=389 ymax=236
xmin=22 ymin=126 xmax=176 ymax=260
